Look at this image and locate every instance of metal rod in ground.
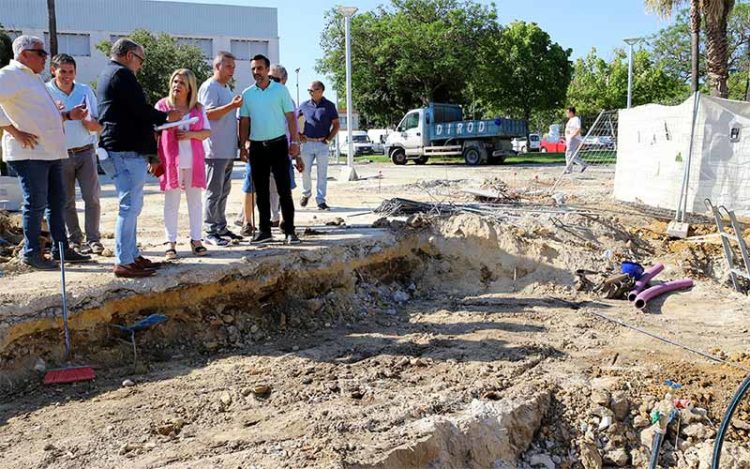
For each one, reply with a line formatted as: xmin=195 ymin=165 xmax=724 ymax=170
xmin=59 ymin=241 xmax=71 ymax=360
xmin=586 ymin=309 xmax=750 ymax=373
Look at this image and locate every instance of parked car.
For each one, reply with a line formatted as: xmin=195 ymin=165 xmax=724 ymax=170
xmin=339 ymin=130 xmax=374 ymax=156
xmin=367 ymin=129 xmax=391 ymax=154
xmin=511 ymin=134 xmax=540 ymax=153
xmin=539 ymin=137 xmax=566 ymax=153
xmin=582 ymin=136 xmax=615 ymax=150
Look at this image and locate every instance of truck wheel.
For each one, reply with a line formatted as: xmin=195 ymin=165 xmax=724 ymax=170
xmin=390 ymin=148 xmax=407 ymax=165
xmin=463 ymin=147 xmax=481 ymax=165
xmin=540 ymin=147 xmax=547 ymax=153
xmin=415 ymin=156 xmax=429 ymax=165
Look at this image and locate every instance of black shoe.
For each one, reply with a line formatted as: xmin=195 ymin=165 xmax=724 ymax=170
xmin=219 ymin=229 xmax=244 ymax=241
xmin=53 ymin=248 xmax=92 ymax=263
xmin=21 ymin=254 xmax=58 ymax=271
xmin=251 ymin=231 xmax=273 ymax=243
xmin=285 ymin=233 xmax=301 ymax=245
xmin=300 ymin=195 xmax=309 ymax=207
xmin=205 ymin=234 xmax=229 ymax=246
xmin=317 ymin=203 xmax=330 ymax=211
xmin=240 ymin=224 xmax=256 ymax=237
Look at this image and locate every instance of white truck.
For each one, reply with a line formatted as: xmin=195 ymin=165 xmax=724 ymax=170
xmin=384 ymin=103 xmax=528 ymax=165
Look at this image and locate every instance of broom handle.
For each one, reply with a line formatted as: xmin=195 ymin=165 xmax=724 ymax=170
xmin=59 ymin=242 xmax=70 ymax=361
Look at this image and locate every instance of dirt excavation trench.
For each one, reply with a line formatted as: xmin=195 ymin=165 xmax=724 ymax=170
xmin=2 ymin=213 xmax=750 ymax=469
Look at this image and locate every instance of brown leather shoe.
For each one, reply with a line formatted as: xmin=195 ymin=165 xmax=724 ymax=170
xmin=114 ymin=263 xmax=156 ymax=278
xmin=134 ymin=256 xmax=161 ymax=270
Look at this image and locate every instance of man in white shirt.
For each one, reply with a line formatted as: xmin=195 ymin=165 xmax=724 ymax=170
xmin=0 ymin=36 xmax=90 ymax=270
xmin=564 ymin=106 xmax=587 ymax=173
xmin=46 ymin=53 xmax=104 ymax=255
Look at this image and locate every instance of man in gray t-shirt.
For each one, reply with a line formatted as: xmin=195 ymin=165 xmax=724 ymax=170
xmin=198 ymin=51 xmax=244 ymax=245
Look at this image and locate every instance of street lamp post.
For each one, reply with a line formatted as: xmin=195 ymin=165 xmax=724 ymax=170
xmin=295 ymin=67 xmax=300 ymax=107
xmin=624 ymin=37 xmax=643 ymax=109
xmin=338 ymin=5 xmax=358 ymax=181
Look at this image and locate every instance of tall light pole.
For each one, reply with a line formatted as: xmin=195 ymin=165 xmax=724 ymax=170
xmin=338 ymin=5 xmax=358 ymax=181
xmin=624 ymin=37 xmax=643 ymax=108
xmin=294 ymin=67 xmax=300 ymax=107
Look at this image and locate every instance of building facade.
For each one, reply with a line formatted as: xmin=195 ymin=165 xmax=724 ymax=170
xmin=0 ymin=0 xmax=279 ymax=92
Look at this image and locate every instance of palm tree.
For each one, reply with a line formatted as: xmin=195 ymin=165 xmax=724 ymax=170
xmin=702 ymin=0 xmax=735 ymax=97
xmin=645 ymin=0 xmax=701 ymax=93
xmin=47 ymin=0 xmax=57 ymax=56
xmin=645 ymin=0 xmax=735 ymax=98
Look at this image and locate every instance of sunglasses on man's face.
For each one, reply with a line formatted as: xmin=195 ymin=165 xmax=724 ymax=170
xmin=269 ymin=76 xmax=280 ymax=83
xmin=27 ymin=49 xmax=49 ymax=58
xmin=308 ymin=88 xmax=322 ymax=94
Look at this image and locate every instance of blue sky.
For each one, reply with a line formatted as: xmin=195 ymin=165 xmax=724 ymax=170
xmin=160 ymin=0 xmax=674 ymax=97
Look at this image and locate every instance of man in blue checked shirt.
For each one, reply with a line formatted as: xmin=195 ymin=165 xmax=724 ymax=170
xmin=46 ymin=53 xmax=104 ymax=255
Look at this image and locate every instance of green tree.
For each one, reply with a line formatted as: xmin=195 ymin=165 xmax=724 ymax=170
xmin=471 ymin=21 xmax=571 ymax=122
xmin=651 ymin=2 xmax=750 ymax=99
xmin=95 ymin=29 xmax=211 ymax=106
xmin=646 ymin=0 xmax=736 ymax=98
xmin=317 ymin=0 xmax=500 ymax=126
xmin=567 ymin=48 xmax=688 ymax=117
xmin=0 ymin=28 xmax=12 ymax=68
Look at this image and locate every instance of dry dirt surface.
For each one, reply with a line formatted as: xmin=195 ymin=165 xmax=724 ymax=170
xmin=1 ymin=162 xmax=750 ymax=469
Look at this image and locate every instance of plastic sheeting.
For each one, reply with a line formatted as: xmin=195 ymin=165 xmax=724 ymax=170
xmin=614 ymin=94 xmax=750 ymax=216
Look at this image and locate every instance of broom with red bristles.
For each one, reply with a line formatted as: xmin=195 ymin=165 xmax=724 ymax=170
xmin=43 ymin=242 xmax=96 ymax=385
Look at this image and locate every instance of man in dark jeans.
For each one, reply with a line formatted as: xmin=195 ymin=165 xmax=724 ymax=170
xmin=0 ymin=35 xmax=91 ymax=270
xmin=97 ymin=38 xmax=181 ymax=278
xmin=238 ymin=54 xmax=303 ymax=245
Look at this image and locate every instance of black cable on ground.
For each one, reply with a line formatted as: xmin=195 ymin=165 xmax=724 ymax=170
xmin=713 ymin=373 xmax=750 ymax=468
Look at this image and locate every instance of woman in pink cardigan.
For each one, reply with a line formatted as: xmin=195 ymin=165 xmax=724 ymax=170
xmin=155 ymin=69 xmax=211 ymax=259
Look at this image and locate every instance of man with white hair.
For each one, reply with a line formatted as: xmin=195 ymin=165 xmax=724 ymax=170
xmin=268 ymin=63 xmax=302 ymax=230
xmin=0 ymin=35 xmax=91 ymax=270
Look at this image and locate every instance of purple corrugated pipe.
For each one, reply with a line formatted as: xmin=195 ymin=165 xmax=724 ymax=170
xmin=634 ymin=278 xmax=694 ymax=310
xmin=627 ymin=263 xmax=665 ymax=302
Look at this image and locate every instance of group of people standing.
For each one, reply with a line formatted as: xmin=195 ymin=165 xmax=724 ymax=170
xmin=0 ymin=35 xmax=340 ymax=278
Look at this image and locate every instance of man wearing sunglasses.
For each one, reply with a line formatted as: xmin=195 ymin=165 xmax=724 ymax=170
xmin=97 ymin=38 xmax=182 ymax=278
xmin=298 ymin=80 xmax=339 ymax=210
xmin=0 ymin=35 xmax=91 ymax=270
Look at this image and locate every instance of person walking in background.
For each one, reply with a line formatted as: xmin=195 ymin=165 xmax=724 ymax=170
xmin=0 ymin=35 xmax=91 ymax=270
xmin=46 ymin=53 xmax=104 ymax=255
xmin=198 ymin=51 xmax=244 ymax=247
xmin=564 ymin=106 xmax=587 ymax=173
xmin=97 ymin=38 xmax=182 ymax=278
xmin=268 ymin=64 xmax=302 ymax=230
xmin=238 ymin=54 xmax=301 ymax=245
xmin=155 ymin=69 xmax=211 ymax=259
xmin=298 ymin=80 xmax=339 ymax=211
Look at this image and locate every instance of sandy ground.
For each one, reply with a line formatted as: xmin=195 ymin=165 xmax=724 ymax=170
xmin=1 ymin=159 xmax=750 ymax=469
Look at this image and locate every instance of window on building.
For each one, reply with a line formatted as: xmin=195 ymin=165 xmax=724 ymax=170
xmin=230 ymin=40 xmax=269 ymax=61
xmin=176 ymin=37 xmax=213 ymax=59
xmin=44 ymin=32 xmax=90 ymax=56
xmin=109 ymin=34 xmax=125 ymax=44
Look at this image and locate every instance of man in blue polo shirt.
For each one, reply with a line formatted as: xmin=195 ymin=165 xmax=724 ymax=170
xmin=46 ymin=54 xmax=104 ymax=255
xmin=239 ymin=54 xmax=303 ymax=245
xmin=298 ymin=80 xmax=339 ymax=210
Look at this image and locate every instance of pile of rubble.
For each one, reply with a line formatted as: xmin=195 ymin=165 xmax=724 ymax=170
xmin=521 ymin=377 xmax=750 ymax=469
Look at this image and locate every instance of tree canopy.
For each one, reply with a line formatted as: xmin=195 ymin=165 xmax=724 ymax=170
xmin=317 ymin=0 xmax=571 ymax=127
xmin=95 ymin=29 xmax=211 ymax=106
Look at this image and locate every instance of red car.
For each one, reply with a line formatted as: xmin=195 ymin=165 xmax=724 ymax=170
xmin=540 ymin=137 xmax=566 ymax=153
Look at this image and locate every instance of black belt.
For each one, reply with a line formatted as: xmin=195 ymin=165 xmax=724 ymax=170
xmin=251 ymin=135 xmax=286 ymax=146
xmin=67 ymin=144 xmax=94 ymax=155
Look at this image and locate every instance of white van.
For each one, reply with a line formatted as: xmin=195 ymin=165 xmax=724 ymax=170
xmin=339 ymin=130 xmax=374 ymax=156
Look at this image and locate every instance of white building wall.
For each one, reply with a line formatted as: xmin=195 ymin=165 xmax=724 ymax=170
xmin=1 ymin=0 xmax=279 ymax=92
